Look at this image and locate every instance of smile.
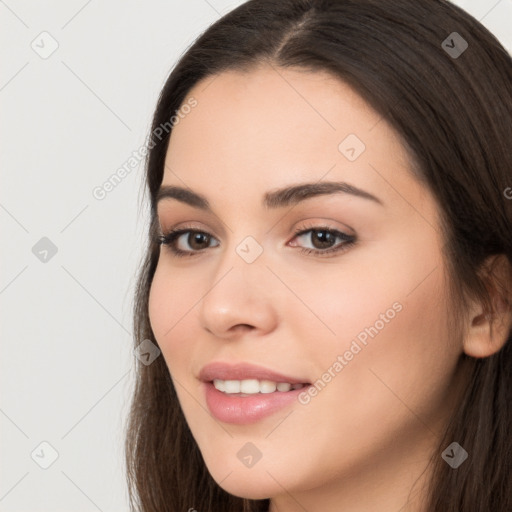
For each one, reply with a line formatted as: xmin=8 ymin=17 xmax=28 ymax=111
xmin=199 ymin=361 xmax=312 ymax=424
xmin=213 ymin=378 xmax=307 ymax=395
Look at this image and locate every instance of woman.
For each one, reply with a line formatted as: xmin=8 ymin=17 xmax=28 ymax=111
xmin=125 ymin=1 xmax=512 ymax=510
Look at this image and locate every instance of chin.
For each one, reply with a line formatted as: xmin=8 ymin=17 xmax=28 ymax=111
xmin=215 ymin=476 xmax=274 ymax=500
xmin=204 ymin=461 xmax=284 ymax=500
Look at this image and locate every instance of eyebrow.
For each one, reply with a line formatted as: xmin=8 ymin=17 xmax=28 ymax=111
xmin=155 ymin=181 xmax=384 ymax=211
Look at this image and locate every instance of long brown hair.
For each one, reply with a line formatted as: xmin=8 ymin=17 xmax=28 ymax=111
xmin=124 ymin=1 xmax=512 ymax=510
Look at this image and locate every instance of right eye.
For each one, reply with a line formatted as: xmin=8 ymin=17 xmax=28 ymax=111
xmin=157 ymin=228 xmax=220 ymax=257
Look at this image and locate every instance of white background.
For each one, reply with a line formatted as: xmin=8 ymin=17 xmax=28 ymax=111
xmin=1 ymin=1 xmax=511 ymax=510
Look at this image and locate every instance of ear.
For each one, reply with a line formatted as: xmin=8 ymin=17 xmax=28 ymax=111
xmin=463 ymin=254 xmax=512 ymax=359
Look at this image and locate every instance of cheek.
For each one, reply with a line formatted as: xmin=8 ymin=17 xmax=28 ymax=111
xmin=147 ymin=263 xmax=199 ymax=371
xmin=279 ymin=253 xmax=407 ymax=365
xmin=315 ymin=283 xmax=454 ymax=462
xmin=294 ymin=232 xmax=456 ymax=424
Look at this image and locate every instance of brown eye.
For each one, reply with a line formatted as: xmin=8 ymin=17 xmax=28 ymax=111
xmin=309 ymin=230 xmax=337 ymax=249
xmin=157 ymin=228 xmax=219 ymax=257
xmin=290 ymin=227 xmax=356 ymax=257
xmin=187 ymin=232 xmax=212 ymax=250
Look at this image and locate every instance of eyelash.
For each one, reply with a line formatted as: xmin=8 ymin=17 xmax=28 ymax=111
xmin=156 ymin=224 xmax=356 ymax=258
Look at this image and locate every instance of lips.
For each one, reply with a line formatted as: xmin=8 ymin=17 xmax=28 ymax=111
xmin=198 ymin=361 xmax=312 ymax=424
xmin=198 ymin=361 xmax=310 ymax=385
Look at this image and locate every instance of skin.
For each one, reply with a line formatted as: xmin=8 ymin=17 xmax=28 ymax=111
xmin=147 ymin=64 xmax=508 ymax=511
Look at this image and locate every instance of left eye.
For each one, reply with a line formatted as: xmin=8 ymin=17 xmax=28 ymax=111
xmin=290 ymin=227 xmax=356 ymax=256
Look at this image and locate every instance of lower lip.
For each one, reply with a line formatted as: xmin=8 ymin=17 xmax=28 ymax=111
xmin=203 ymin=382 xmax=310 ymax=425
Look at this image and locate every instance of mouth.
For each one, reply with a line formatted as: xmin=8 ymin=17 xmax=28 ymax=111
xmin=199 ymin=361 xmax=312 ymax=424
xmin=199 ymin=360 xmax=310 ymax=386
xmin=210 ymin=378 xmax=309 ymax=396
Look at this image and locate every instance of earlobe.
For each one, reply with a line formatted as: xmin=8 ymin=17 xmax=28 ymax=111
xmin=462 ymin=255 xmax=512 ymax=359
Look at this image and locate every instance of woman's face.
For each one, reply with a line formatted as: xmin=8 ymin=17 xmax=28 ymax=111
xmin=148 ymin=65 xmax=464 ymax=508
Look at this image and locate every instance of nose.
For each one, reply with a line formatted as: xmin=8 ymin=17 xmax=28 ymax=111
xmin=198 ymin=246 xmax=278 ymax=340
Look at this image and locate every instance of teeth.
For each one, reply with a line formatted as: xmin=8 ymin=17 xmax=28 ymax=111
xmin=260 ymin=380 xmax=277 ymax=393
xmin=224 ymin=380 xmax=240 ymax=393
xmin=213 ymin=379 xmax=306 ymax=394
xmin=240 ymin=379 xmax=260 ymax=393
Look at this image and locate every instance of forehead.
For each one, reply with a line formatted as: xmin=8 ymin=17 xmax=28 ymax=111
xmin=161 ymin=64 xmax=419 ymax=214
xmin=168 ymin=64 xmax=397 ymax=155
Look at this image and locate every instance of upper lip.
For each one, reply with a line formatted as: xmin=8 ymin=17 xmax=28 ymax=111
xmin=199 ymin=362 xmax=310 ymax=384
